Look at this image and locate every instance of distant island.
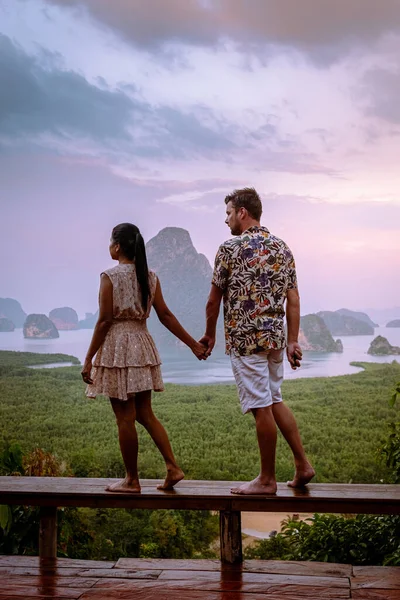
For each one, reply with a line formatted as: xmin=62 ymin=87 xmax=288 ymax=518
xmin=317 ymin=310 xmax=374 ymax=336
xmin=335 ymin=308 xmax=377 ymax=328
xmin=367 ymin=336 xmax=400 ymax=356
xmin=23 ymin=314 xmax=59 ymax=339
xmin=49 ymin=307 xmax=79 ymax=330
xmin=299 ymin=314 xmax=343 ymax=352
xmin=0 ymin=298 xmax=26 ymax=328
xmin=386 ymin=319 xmax=400 ymax=328
xmin=0 ymin=317 xmax=15 ymax=332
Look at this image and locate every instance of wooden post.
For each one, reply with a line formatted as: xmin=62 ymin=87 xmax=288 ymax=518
xmin=39 ymin=507 xmax=57 ymax=558
xmin=219 ymin=510 xmax=243 ymax=564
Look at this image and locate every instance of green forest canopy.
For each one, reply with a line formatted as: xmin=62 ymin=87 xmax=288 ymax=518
xmin=1 ymin=351 xmax=399 ymax=484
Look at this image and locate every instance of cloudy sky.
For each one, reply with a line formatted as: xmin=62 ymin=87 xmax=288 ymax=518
xmin=1 ymin=0 xmax=400 ymax=318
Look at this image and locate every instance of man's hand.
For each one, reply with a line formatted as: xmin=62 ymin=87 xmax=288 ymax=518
xmin=286 ymin=342 xmax=302 ymax=370
xmin=199 ymin=335 xmax=215 ymax=357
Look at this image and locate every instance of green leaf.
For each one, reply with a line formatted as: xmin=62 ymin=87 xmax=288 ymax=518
xmin=0 ymin=505 xmax=12 ymax=533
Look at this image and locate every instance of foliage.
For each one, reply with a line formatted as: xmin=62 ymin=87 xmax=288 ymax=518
xmin=244 ymin=514 xmax=400 ymax=566
xmin=246 ymin=378 xmax=400 ymax=566
xmin=379 ymin=381 xmax=400 ymax=483
xmin=0 ymin=351 xmax=80 ymax=368
xmin=0 ymin=443 xmax=218 ymax=559
xmin=1 ymin=354 xmax=399 ymax=485
xmin=1 ymin=352 xmax=400 ymax=562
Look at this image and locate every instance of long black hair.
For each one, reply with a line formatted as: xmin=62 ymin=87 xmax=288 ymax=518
xmin=111 ymin=223 xmax=150 ymax=311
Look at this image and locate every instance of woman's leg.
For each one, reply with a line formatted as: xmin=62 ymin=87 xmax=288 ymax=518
xmin=135 ymin=390 xmax=184 ymax=489
xmin=106 ymin=396 xmax=141 ymax=493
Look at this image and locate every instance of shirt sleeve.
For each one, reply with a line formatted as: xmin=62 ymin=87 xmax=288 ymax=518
xmin=285 ymin=246 xmax=298 ymax=290
xmin=212 ymin=244 xmax=230 ymax=291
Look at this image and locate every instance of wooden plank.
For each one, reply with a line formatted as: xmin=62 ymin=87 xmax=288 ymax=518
xmin=1 ymin=477 xmax=398 ymax=514
xmin=39 ymin=507 xmax=57 ymax=558
xmin=80 ymin=590 xmax=348 ymax=600
xmin=114 ymin=558 xmax=352 ymax=577
xmin=219 ymin=511 xmax=242 ymax=564
xmin=115 ymin=559 xmax=224 ymax=571
xmin=0 ymin=584 xmax=85 ymax=598
xmin=244 ymin=559 xmax=352 ymax=578
xmin=91 ymin=578 xmax=350 ymax=597
xmin=157 ymin=570 xmax=349 ymax=587
xmin=1 ymin=575 xmax=97 ymax=588
xmin=352 ymin=565 xmax=400 ymax=589
xmin=352 ymin=591 xmax=400 ymax=599
xmin=0 ymin=566 xmax=159 ymax=579
xmin=80 ymin=569 xmax=161 ymax=579
xmin=0 ymin=557 xmax=115 ymax=569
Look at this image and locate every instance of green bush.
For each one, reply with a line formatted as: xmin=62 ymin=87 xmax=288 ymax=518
xmin=244 ymin=514 xmax=400 ymax=566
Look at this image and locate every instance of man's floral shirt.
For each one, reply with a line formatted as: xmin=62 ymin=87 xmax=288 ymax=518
xmin=212 ymin=226 xmax=298 ymax=356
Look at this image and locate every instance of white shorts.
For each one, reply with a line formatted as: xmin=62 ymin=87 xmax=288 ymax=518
xmin=230 ymin=349 xmax=284 ymax=414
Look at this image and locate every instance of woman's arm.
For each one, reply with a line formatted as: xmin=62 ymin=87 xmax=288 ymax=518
xmin=152 ymin=278 xmax=206 ymax=360
xmin=81 ymin=274 xmax=114 ymax=383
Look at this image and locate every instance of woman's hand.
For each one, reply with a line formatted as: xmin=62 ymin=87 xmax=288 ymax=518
xmin=81 ymin=359 xmax=93 ymax=384
xmin=191 ymin=341 xmax=208 ymax=361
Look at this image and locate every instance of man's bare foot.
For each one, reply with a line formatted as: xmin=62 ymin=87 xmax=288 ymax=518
xmin=157 ymin=467 xmax=185 ymax=490
xmin=105 ymin=478 xmax=141 ymax=494
xmin=287 ymin=464 xmax=315 ymax=488
xmin=231 ymin=477 xmax=277 ymax=495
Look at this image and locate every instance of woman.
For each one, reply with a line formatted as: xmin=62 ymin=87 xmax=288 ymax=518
xmin=81 ymin=223 xmax=207 ymax=493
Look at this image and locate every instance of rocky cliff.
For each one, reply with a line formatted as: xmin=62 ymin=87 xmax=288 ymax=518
xmin=317 ymin=311 xmax=373 ymax=335
xmin=49 ymin=307 xmax=79 ymax=330
xmin=299 ymin=314 xmax=343 ymax=352
xmin=23 ymin=314 xmax=59 ymax=339
xmin=387 ymin=319 xmax=400 ymax=328
xmin=367 ymin=335 xmax=400 ymax=355
xmin=0 ymin=298 xmax=26 ymax=328
xmin=0 ymin=317 xmax=15 ymax=332
xmin=146 ymin=227 xmax=216 ymax=349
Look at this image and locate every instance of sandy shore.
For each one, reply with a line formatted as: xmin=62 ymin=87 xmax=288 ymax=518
xmin=241 ymin=511 xmax=313 ymax=539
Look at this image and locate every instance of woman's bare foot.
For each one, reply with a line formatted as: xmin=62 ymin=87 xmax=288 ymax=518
xmin=105 ymin=478 xmax=141 ymax=494
xmin=287 ymin=464 xmax=315 ymax=488
xmin=231 ymin=476 xmax=277 ymax=496
xmin=157 ymin=467 xmax=185 ymax=490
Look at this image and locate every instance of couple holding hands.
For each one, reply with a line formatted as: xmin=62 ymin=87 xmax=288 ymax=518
xmin=81 ymin=187 xmax=314 ymax=495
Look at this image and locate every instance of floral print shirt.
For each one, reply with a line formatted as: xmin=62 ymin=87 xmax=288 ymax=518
xmin=212 ymin=226 xmax=298 ymax=356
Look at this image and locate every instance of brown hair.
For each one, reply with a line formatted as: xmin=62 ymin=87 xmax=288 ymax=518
xmin=224 ymin=187 xmax=262 ymax=220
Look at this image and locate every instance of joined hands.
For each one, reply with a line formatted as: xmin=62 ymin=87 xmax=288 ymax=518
xmin=191 ymin=335 xmax=215 ymax=361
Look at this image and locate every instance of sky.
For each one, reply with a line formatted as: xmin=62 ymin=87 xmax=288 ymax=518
xmin=1 ymin=0 xmax=400 ymax=318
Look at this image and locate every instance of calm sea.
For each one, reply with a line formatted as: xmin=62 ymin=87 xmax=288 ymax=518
xmin=0 ymin=327 xmax=399 ymax=384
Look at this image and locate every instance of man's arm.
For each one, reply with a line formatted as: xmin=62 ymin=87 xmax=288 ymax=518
xmin=200 ymin=284 xmax=223 ymax=355
xmin=286 ymin=287 xmax=302 ymax=369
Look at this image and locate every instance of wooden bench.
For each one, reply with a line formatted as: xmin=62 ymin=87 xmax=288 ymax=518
xmin=1 ymin=477 xmax=399 ymax=564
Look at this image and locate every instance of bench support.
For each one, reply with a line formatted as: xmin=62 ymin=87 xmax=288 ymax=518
xmin=39 ymin=507 xmax=57 ymax=558
xmin=219 ymin=510 xmax=242 ymax=564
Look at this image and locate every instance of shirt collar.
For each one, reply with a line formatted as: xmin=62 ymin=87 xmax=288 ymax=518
xmin=243 ymin=225 xmax=270 ymax=235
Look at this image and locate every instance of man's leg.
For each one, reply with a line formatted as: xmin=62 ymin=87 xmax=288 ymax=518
xmin=106 ymin=396 xmax=141 ymax=493
xmin=135 ymin=390 xmax=184 ymax=490
xmin=231 ymin=405 xmax=277 ymax=494
xmin=230 ymin=353 xmax=278 ymax=495
xmin=268 ymin=350 xmax=315 ymax=487
xmin=272 ymin=403 xmax=315 ymax=486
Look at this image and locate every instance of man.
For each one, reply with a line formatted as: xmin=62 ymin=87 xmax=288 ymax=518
xmin=201 ymin=187 xmax=315 ymax=495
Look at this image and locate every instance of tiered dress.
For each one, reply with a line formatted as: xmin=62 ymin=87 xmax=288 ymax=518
xmin=86 ymin=263 xmax=164 ymax=400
